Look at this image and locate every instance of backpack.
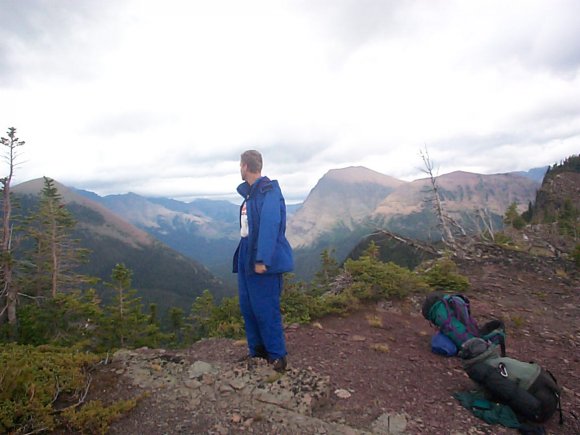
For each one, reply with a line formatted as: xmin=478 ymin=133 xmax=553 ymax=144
xmin=431 ymin=331 xmax=458 ymax=356
xmin=422 ymin=292 xmax=506 ymax=356
xmin=460 ymin=338 xmax=563 ymax=425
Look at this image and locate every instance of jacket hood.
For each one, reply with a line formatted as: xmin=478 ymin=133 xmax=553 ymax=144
xmin=237 ymin=176 xmax=275 ymax=198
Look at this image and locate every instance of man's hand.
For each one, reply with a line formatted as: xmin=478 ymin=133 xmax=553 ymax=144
xmin=255 ymin=263 xmax=267 ymax=274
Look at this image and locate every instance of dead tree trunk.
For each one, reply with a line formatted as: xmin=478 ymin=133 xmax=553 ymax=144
xmin=420 ymin=148 xmax=456 ymax=245
xmin=0 ymin=127 xmax=25 ymax=334
xmin=476 ymin=207 xmax=495 ymax=241
xmin=419 ymin=147 xmax=471 ymax=259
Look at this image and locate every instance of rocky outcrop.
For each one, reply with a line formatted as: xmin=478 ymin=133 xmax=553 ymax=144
xmin=108 ymin=348 xmax=409 ymax=434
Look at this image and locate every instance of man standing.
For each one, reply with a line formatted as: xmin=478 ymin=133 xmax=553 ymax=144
xmin=233 ymin=150 xmax=294 ymax=372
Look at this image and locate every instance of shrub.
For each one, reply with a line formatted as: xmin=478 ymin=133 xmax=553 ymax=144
xmin=421 ymin=257 xmax=470 ymax=292
xmin=313 ymin=290 xmax=360 ymax=317
xmin=188 ymin=290 xmax=244 ymax=340
xmin=494 ymin=232 xmax=514 ymax=246
xmin=281 ymin=289 xmax=318 ymax=324
xmin=17 ymin=290 xmax=103 ymax=350
xmin=62 ymin=399 xmax=137 ymax=435
xmin=0 ymin=344 xmax=136 ymax=434
xmin=512 ymin=215 xmax=526 ymax=230
xmin=344 ymin=256 xmax=429 ymax=301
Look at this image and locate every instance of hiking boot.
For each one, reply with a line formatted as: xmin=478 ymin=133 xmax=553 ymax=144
xmin=270 ymin=356 xmax=287 ymax=372
xmin=236 ymin=354 xmax=255 ymax=363
xmin=254 ymin=345 xmax=268 ymax=360
xmin=236 ymin=345 xmax=268 ymax=363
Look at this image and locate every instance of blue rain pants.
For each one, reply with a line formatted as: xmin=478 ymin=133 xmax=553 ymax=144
xmin=237 ymin=237 xmax=287 ymax=360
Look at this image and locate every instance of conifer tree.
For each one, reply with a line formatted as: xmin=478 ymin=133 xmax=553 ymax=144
xmin=312 ymin=249 xmax=340 ymax=295
xmin=0 ymin=127 xmax=25 ymax=334
xmin=168 ymin=306 xmax=185 ymax=346
xmin=504 ymin=202 xmax=526 ymax=230
xmin=187 ymin=289 xmax=215 ymax=341
xmin=18 ymin=289 xmax=103 ymax=349
xmin=25 ymin=177 xmax=92 ymax=297
xmin=102 ymin=263 xmax=164 ymax=348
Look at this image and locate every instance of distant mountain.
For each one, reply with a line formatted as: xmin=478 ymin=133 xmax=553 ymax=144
xmin=75 ymin=190 xmax=240 ymax=286
xmin=61 ymin=164 xmax=545 ymax=283
xmin=13 ymin=179 xmax=229 ymax=318
xmin=287 ymin=168 xmax=541 ymax=279
xmin=287 ymin=166 xmax=406 ymax=248
xmin=513 ymin=166 xmax=549 ymax=183
xmin=372 ymin=171 xmax=540 ymax=238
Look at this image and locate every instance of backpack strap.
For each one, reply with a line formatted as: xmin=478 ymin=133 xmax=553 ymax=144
xmin=445 ymin=295 xmax=480 ymax=337
xmin=498 ymin=335 xmax=507 ymax=358
xmin=546 ymin=369 xmax=564 ymax=425
xmin=479 ymin=319 xmax=507 ymax=357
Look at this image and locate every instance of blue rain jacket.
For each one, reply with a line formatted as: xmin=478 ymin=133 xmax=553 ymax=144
xmin=233 ymin=176 xmax=294 ymax=275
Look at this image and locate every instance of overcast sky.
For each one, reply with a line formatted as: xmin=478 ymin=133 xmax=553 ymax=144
xmin=1 ymin=0 xmax=579 ymax=202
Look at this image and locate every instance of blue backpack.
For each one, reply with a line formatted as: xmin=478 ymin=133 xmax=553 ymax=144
xmin=431 ymin=331 xmax=458 ymax=356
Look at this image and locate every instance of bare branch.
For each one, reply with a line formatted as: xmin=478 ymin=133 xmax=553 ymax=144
xmin=52 ymin=373 xmax=93 ymax=414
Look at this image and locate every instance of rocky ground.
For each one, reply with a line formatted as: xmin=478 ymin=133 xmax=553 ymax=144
xmin=88 ymin=244 xmax=580 ymax=434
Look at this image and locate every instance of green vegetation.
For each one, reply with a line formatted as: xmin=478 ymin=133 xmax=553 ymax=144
xmin=16 ymin=290 xmax=103 ymax=348
xmin=504 ymin=202 xmax=526 ymax=230
xmin=343 ymin=242 xmax=429 ymax=300
xmin=420 ymin=257 xmax=470 ymax=292
xmin=62 ymin=399 xmax=138 ymax=435
xmin=523 ymin=155 xmax=580 ymax=236
xmin=187 ymin=289 xmax=244 ymax=340
xmin=0 ymin=344 xmax=137 ymax=434
xmin=100 ymin=263 xmax=170 ymax=349
xmin=546 ymin=154 xmax=580 ymax=175
xmin=25 ymin=177 xmax=93 ymax=296
xmin=494 ymin=231 xmax=516 ymax=247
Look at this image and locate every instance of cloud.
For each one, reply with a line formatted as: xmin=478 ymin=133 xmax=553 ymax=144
xmin=2 ymin=0 xmax=580 ymax=202
xmin=0 ymin=0 xmax=120 ymax=86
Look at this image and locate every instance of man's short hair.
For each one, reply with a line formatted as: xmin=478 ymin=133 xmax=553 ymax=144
xmin=241 ymin=150 xmax=263 ymax=173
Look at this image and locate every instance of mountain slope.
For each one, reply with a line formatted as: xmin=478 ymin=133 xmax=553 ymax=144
xmin=13 ymin=179 xmax=229 ymax=317
xmin=532 ymin=155 xmax=580 ymax=224
xmin=15 ymin=178 xmax=152 ymax=247
xmin=287 ymin=166 xmax=406 ymax=248
xmin=287 ymin=169 xmax=540 ymax=280
xmin=76 ymin=191 xmax=240 ymax=285
xmin=374 ymin=171 xmax=538 ymax=219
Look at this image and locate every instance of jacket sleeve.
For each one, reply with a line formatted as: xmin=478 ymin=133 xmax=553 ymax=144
xmin=466 ymin=363 xmax=542 ymax=421
xmin=255 ymin=188 xmax=282 ymax=267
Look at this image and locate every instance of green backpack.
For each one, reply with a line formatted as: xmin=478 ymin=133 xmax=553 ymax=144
xmin=422 ymin=292 xmax=506 ymax=356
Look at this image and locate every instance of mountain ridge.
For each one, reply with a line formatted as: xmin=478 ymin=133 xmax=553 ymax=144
xmin=12 ymin=178 xmax=231 ymax=318
xmin=12 ymin=164 xmax=546 ymax=284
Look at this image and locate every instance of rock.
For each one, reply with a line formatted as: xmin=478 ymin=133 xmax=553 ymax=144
xmin=219 ymin=384 xmax=235 ymax=394
xmin=184 ymin=379 xmax=202 ymax=389
xmin=229 ymin=379 xmax=246 ymax=390
xmin=334 ymin=389 xmax=351 ymax=399
xmin=187 ymin=361 xmax=215 ymax=379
